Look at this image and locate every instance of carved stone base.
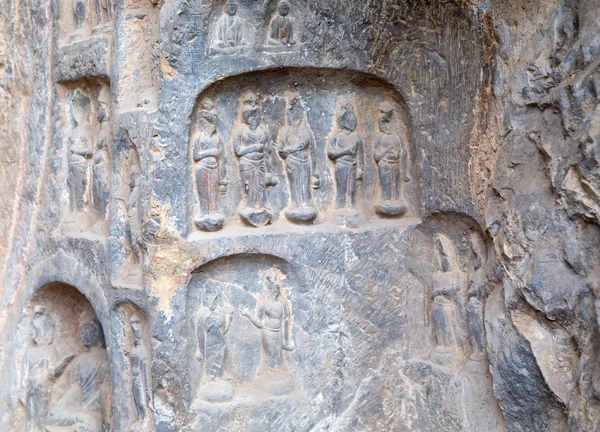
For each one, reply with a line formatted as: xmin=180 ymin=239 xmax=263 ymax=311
xmin=239 ymin=207 xmax=272 ymax=227
xmin=375 ymin=200 xmax=407 ymax=217
xmin=254 ymin=370 xmax=295 ymax=397
xmin=430 ymin=346 xmax=463 ymax=367
xmin=198 ymin=379 xmax=235 ymax=403
xmin=195 ymin=213 xmax=225 ymax=232
xmin=285 ymin=206 xmax=317 ymax=223
xmin=335 ymin=208 xmax=361 ymax=228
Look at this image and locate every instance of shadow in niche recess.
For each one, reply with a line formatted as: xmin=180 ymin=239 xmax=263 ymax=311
xmin=187 ymin=67 xmax=421 ymax=234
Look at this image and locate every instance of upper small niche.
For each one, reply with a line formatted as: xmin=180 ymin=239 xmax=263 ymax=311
xmin=188 ymin=67 xmax=420 ymax=235
xmin=59 ymin=0 xmax=115 ymax=43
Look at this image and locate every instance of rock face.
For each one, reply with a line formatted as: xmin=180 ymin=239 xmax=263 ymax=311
xmin=0 ymin=0 xmax=599 ymax=431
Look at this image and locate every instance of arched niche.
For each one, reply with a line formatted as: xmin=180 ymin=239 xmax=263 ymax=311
xmin=187 ymin=67 xmax=420 ymax=234
xmin=19 ymin=282 xmax=112 ymax=431
xmin=109 ymin=301 xmax=155 ymax=431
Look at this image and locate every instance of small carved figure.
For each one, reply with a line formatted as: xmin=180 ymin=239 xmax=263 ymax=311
xmin=91 ymin=138 xmax=110 ymax=220
xmin=233 ymin=91 xmax=276 ymax=227
xmin=211 ymin=0 xmax=247 ymax=53
xmin=69 ymin=90 xmax=94 ymax=214
xmin=192 ymin=99 xmax=228 ymax=232
xmin=267 ymin=1 xmax=296 ymax=46
xmin=21 ymin=306 xmax=74 ymax=432
xmin=467 ymin=230 xmax=488 ymax=362
xmin=73 ymin=0 xmax=87 ymax=27
xmin=239 ymin=268 xmax=295 ymax=395
xmin=126 ymin=148 xmax=143 ymax=263
xmin=277 ymin=95 xmax=320 ymax=223
xmin=327 ymin=103 xmax=364 ymax=215
xmin=374 ymin=102 xmax=409 ymax=217
xmin=124 ymin=313 xmax=154 ymax=430
xmin=429 ymin=233 xmax=465 ymax=366
xmin=195 ymin=281 xmax=234 ymax=403
xmin=46 ymin=318 xmax=110 ymax=432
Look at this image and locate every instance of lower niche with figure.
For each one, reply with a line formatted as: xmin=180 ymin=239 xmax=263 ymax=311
xmin=20 ymin=283 xmax=112 ymax=432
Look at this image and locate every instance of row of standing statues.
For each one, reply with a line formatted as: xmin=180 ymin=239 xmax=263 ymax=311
xmin=191 ymin=92 xmax=410 ymax=231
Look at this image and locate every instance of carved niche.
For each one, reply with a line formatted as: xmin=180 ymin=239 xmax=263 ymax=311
xmin=187 ymin=68 xmax=419 ymax=235
xmin=59 ymin=0 xmax=114 ymax=43
xmin=20 ymin=283 xmax=112 ymax=432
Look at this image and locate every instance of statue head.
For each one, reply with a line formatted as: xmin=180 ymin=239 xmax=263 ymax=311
xmin=434 ymin=233 xmax=456 ymax=273
xmin=80 ymin=318 xmax=105 ymax=349
xmin=379 ymin=101 xmax=394 ymax=133
xmin=225 ymin=0 xmax=238 ymax=16
xmin=199 ymin=98 xmax=218 ymax=133
xmin=339 ymin=103 xmax=357 ymax=132
xmin=71 ymin=89 xmax=91 ymax=127
xmin=129 ymin=313 xmax=143 ymax=346
xmin=242 ymin=91 xmax=258 ymax=107
xmin=203 ymin=281 xmax=220 ymax=311
xmin=278 ymin=0 xmax=290 ymax=16
xmin=263 ymin=267 xmax=284 ymax=300
xmin=286 ymin=95 xmax=304 ymax=126
xmin=242 ymin=105 xmax=261 ymax=129
xmin=31 ymin=305 xmax=55 ymax=346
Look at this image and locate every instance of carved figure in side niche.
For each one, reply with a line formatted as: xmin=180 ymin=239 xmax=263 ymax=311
xmin=239 ymin=267 xmax=295 ymax=396
xmin=429 ymin=233 xmax=465 ymax=366
xmin=124 ymin=313 xmax=154 ymax=430
xmin=374 ymin=102 xmax=409 ymax=217
xmin=327 ymin=103 xmax=364 ymax=215
xmin=21 ymin=306 xmax=75 ymax=432
xmin=195 ymin=281 xmax=235 ymax=403
xmin=233 ymin=91 xmax=276 ymax=227
xmin=192 ymin=98 xmax=228 ymax=232
xmin=46 ymin=318 xmax=110 ymax=432
xmin=91 ymin=100 xmax=110 ymax=220
xmin=211 ymin=0 xmax=247 ymax=53
xmin=277 ymin=94 xmax=320 ymax=223
xmin=467 ymin=230 xmax=488 ymax=362
xmin=267 ymin=1 xmax=296 ymax=46
xmin=73 ymin=0 xmax=87 ymax=27
xmin=69 ymin=90 xmax=94 ymax=214
xmin=126 ymin=150 xmax=143 ymax=263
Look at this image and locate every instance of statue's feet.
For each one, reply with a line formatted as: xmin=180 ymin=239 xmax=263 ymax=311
xmin=194 ymin=213 xmax=224 ymax=232
xmin=430 ymin=346 xmax=463 ymax=367
xmin=285 ymin=206 xmax=317 ymax=223
xmin=375 ymin=200 xmax=407 ymax=217
xmin=198 ymin=379 xmax=235 ymax=403
xmin=240 ymin=207 xmax=272 ymax=227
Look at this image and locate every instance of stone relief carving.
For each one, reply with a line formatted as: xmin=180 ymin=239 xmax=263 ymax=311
xmin=466 ymin=229 xmax=489 ymax=362
xmin=374 ymin=102 xmax=409 ymax=217
xmin=210 ymin=0 xmax=248 ymax=55
xmin=195 ymin=281 xmax=235 ymax=403
xmin=68 ymin=89 xmax=94 ymax=216
xmin=232 ymin=91 xmax=277 ymax=227
xmin=192 ymin=98 xmax=228 ymax=232
xmin=327 ymin=102 xmax=364 ymax=217
xmin=276 ymin=94 xmax=320 ymax=223
xmin=65 ymin=0 xmax=114 ymax=42
xmin=266 ymin=1 xmax=296 ymax=47
xmin=126 ymin=141 xmax=143 ymax=264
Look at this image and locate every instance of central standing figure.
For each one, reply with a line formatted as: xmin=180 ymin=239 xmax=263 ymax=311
xmin=277 ymin=94 xmax=320 ymax=223
xmin=233 ymin=91 xmax=276 ymax=227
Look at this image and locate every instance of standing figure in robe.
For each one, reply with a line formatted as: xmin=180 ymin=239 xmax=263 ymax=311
xmin=327 ymin=103 xmax=364 ymax=215
xmin=267 ymin=1 xmax=296 ymax=46
xmin=46 ymin=318 xmax=110 ymax=432
xmin=211 ymin=0 xmax=247 ymax=53
xmin=277 ymin=94 xmax=320 ymax=223
xmin=374 ymin=101 xmax=409 ymax=217
xmin=21 ymin=306 xmax=74 ymax=432
xmin=232 ymin=91 xmax=275 ymax=227
xmin=127 ymin=152 xmax=143 ymax=264
xmin=69 ymin=90 xmax=94 ymax=215
xmin=466 ymin=230 xmax=489 ymax=362
xmin=124 ymin=313 xmax=154 ymax=430
xmin=195 ymin=282 xmax=234 ymax=403
xmin=192 ymin=98 xmax=228 ymax=232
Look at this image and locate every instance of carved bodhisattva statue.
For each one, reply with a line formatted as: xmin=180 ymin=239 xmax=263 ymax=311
xmin=239 ymin=268 xmax=295 ymax=396
xmin=195 ymin=282 xmax=234 ymax=403
xmin=277 ymin=95 xmax=320 ymax=223
xmin=124 ymin=314 xmax=154 ymax=430
xmin=46 ymin=319 xmax=110 ymax=432
xmin=327 ymin=103 xmax=364 ymax=216
xmin=69 ymin=90 xmax=94 ymax=214
xmin=429 ymin=234 xmax=465 ymax=366
xmin=467 ymin=230 xmax=488 ymax=362
xmin=211 ymin=0 xmax=247 ymax=54
xmin=192 ymin=99 xmax=228 ymax=232
xmin=374 ymin=102 xmax=409 ymax=217
xmin=267 ymin=1 xmax=296 ymax=46
xmin=127 ymin=154 xmax=143 ymax=263
xmin=233 ymin=92 xmax=276 ymax=227
xmin=21 ymin=306 xmax=74 ymax=432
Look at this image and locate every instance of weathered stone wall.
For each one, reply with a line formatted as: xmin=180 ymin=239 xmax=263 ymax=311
xmin=0 ymin=0 xmax=598 ymax=431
